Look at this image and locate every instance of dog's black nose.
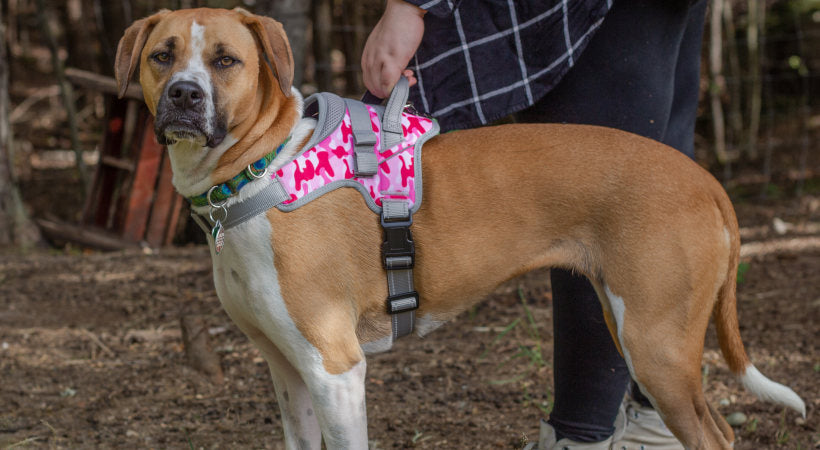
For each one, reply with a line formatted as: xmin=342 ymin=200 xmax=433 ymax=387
xmin=168 ymin=81 xmax=204 ymax=109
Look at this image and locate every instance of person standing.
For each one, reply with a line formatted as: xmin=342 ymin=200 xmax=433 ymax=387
xmin=362 ymin=1 xmax=708 ymax=448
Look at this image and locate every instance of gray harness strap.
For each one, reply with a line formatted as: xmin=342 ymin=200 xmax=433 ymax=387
xmin=380 ymin=198 xmax=418 ymax=340
xmin=381 ymin=77 xmax=408 ymax=149
xmin=221 ymin=181 xmax=290 ymax=229
xmin=362 ymin=78 xmax=419 ymax=340
xmin=345 ymin=99 xmax=378 ymax=176
xmin=381 ymin=199 xmax=410 ymax=222
xmin=346 ymin=79 xmax=418 ymax=339
xmin=192 ymin=179 xmax=291 ymax=233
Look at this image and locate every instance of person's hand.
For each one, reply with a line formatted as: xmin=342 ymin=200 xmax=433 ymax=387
xmin=362 ymin=0 xmax=424 ymax=98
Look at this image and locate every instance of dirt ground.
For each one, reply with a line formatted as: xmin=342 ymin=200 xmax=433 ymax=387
xmin=0 ymin=190 xmax=817 ymax=449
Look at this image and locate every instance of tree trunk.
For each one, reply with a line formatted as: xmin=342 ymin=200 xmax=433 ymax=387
xmin=709 ymin=0 xmax=730 ymax=166
xmin=35 ymin=0 xmax=89 ymax=195
xmin=722 ymin=0 xmax=743 ymax=155
xmin=792 ymin=8 xmax=810 ymax=196
xmin=0 ymin=3 xmax=40 ymax=248
xmin=745 ymin=0 xmax=764 ymax=160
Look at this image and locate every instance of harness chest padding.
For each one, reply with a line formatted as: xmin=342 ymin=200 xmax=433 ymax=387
xmin=272 ymin=91 xmax=439 ymax=217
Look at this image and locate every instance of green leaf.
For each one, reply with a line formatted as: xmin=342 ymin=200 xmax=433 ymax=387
xmin=737 ymin=262 xmax=751 ymax=283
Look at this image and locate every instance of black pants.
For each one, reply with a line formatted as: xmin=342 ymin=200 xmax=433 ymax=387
xmin=516 ymin=0 xmax=708 ymax=442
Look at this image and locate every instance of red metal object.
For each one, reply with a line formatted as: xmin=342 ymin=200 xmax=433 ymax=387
xmin=82 ymin=98 xmax=185 ymax=247
xmin=121 ymin=113 xmax=164 ymax=242
xmin=146 ymin=152 xmax=182 ymax=247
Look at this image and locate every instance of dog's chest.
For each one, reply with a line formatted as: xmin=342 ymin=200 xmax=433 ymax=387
xmin=206 ymin=215 xmax=288 ymax=335
xmin=205 ymin=213 xmax=355 ymax=380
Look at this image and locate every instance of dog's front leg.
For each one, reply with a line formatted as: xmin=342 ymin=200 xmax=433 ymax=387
xmin=256 ymin=339 xmax=323 ymax=449
xmin=247 ymin=322 xmax=368 ymax=449
xmin=301 ymin=359 xmax=369 ymax=450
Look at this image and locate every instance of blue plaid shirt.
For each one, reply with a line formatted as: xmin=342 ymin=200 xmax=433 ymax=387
xmin=405 ymin=0 xmax=611 ymax=131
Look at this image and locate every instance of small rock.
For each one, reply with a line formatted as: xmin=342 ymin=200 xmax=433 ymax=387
xmin=772 ymin=217 xmax=790 ymax=235
xmin=126 ymin=430 xmax=139 ymax=438
xmin=795 ymin=417 xmax=806 ymax=426
xmin=726 ymin=412 xmax=747 ymax=426
xmin=60 ymin=387 xmax=77 ymax=398
xmin=719 ymin=398 xmax=730 ymax=407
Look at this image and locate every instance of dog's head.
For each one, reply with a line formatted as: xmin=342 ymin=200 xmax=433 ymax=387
xmin=115 ymin=8 xmax=293 ymax=148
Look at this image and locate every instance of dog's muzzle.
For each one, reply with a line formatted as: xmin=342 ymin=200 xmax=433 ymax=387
xmin=155 ymin=80 xmax=226 ymax=148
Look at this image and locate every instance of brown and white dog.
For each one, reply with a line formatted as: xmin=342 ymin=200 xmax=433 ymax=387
xmin=115 ymin=8 xmax=805 ymax=449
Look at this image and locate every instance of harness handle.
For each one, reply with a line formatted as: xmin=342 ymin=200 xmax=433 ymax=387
xmin=368 ymin=76 xmax=409 ymax=150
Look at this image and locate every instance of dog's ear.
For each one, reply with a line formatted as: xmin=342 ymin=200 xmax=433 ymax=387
xmin=115 ymin=10 xmax=169 ymax=99
xmin=236 ymin=8 xmax=294 ymax=97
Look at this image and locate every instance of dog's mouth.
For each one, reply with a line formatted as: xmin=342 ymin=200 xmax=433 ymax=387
xmin=155 ymin=114 xmax=226 ymax=148
xmin=159 ymin=118 xmax=204 ymax=144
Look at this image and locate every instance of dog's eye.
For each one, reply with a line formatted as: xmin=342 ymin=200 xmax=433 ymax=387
xmin=152 ymin=52 xmax=171 ymax=64
xmin=217 ymin=56 xmax=237 ymax=68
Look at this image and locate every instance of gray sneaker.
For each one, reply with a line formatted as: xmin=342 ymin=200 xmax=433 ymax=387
xmin=611 ymin=399 xmax=684 ymax=450
xmin=523 ymin=419 xmax=614 ymax=450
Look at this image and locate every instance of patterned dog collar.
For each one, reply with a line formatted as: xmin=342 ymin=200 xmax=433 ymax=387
xmin=189 ymin=137 xmax=291 ymax=207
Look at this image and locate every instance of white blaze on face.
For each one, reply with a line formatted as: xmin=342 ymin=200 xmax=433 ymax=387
xmin=169 ymin=21 xmax=215 ymax=136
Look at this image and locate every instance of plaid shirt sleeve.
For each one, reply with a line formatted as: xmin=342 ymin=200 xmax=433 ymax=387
xmin=402 ymin=0 xmax=461 ymax=18
xmin=404 ymin=0 xmax=611 ymax=132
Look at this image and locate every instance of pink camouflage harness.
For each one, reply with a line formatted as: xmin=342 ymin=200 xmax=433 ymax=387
xmin=193 ymin=78 xmax=439 ymax=340
xmin=275 ymin=89 xmax=436 ymax=219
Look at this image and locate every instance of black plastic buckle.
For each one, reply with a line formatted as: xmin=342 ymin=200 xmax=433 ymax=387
xmin=386 ymin=292 xmax=420 ymax=314
xmin=381 ymin=216 xmax=415 ymax=270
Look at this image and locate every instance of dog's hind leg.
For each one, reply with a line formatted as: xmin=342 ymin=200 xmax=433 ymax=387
xmin=627 ymin=348 xmax=732 ymax=450
xmin=592 ymin=280 xmax=734 ymax=449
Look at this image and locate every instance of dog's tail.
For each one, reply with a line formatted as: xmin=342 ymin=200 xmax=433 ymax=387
xmin=712 ymin=191 xmax=806 ymax=418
